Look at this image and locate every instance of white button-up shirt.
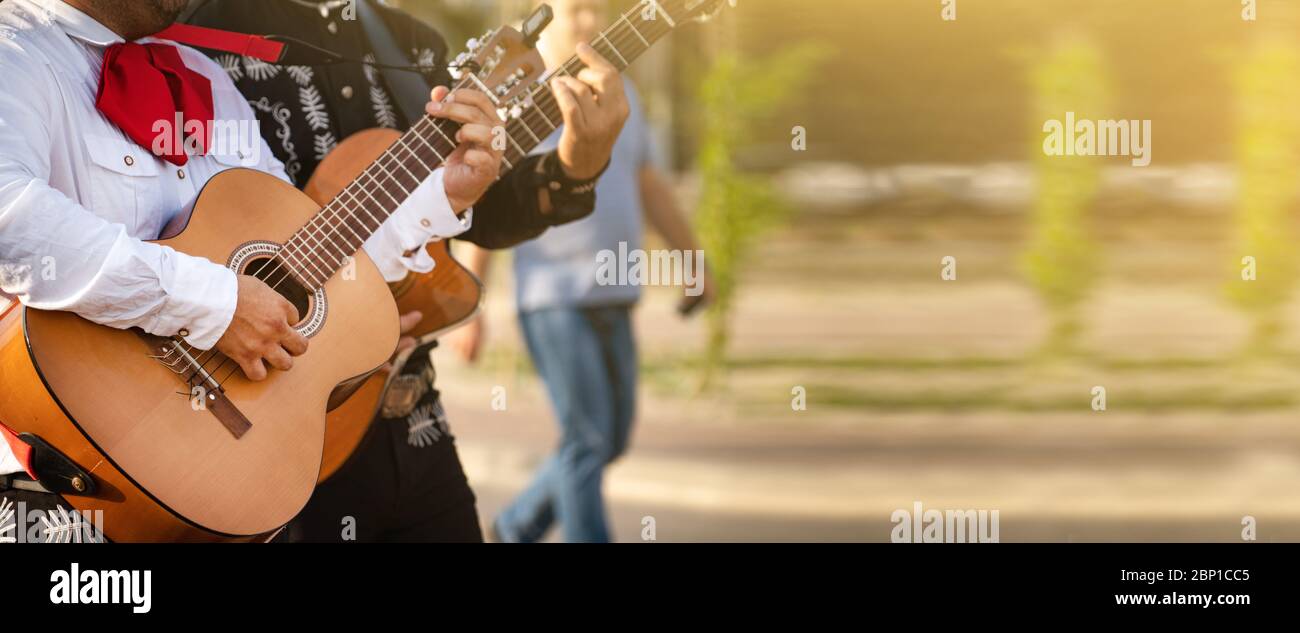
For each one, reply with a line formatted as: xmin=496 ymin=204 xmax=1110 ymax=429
xmin=0 ymin=0 xmax=472 ymax=475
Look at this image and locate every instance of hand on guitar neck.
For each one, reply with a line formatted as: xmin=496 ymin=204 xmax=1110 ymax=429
xmin=424 ymin=86 xmax=507 ymax=214
xmin=550 ymin=43 xmax=631 ymax=183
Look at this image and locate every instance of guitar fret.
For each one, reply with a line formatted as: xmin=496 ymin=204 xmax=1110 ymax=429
xmin=349 ymin=179 xmax=392 ymax=228
xmin=648 ymin=0 xmax=676 ymax=28
xmin=514 ymin=118 xmax=542 ymax=145
xmin=276 ymin=247 xmax=321 ymax=287
xmin=465 ymin=72 xmax=502 ymax=106
xmin=430 ymin=125 xmax=457 ymax=149
xmin=410 ymin=125 xmax=448 ymax=163
xmin=333 ymin=191 xmax=372 ymax=235
xmin=309 ymin=242 xmax=344 ymax=276
xmin=535 ymin=103 xmax=557 ymax=130
xmin=401 ymin=133 xmax=438 ymax=169
xmin=292 ymin=230 xmax=335 ymax=272
xmin=288 ymin=243 xmax=329 ymax=285
xmin=505 ymin=133 xmax=528 ymax=158
xmin=299 ymin=228 xmax=339 ymax=268
xmin=388 ymin=144 xmax=425 ymax=188
xmin=596 ymin=32 xmax=629 ymax=68
xmin=322 ymin=207 xmax=364 ymax=254
xmin=621 ymin=13 xmax=651 ymax=48
xmin=327 ymin=198 xmax=368 ymax=245
xmin=373 ymin=163 xmax=412 ymax=198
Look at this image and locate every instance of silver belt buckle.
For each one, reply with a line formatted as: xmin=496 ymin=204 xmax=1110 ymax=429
xmin=381 ymin=373 xmax=428 ymax=419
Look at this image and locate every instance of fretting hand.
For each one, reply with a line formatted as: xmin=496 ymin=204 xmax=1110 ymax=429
xmin=426 ymin=87 xmax=506 ymax=213
xmin=552 ymin=43 xmax=630 ymax=180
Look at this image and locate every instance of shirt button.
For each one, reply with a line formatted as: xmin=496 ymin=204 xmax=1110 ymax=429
xmin=341 ymin=85 xmax=354 ymax=99
xmin=123 ymin=155 xmax=134 ymax=167
xmin=178 ymin=328 xmax=190 ymax=338
xmin=327 ymin=21 xmax=338 ymax=34
xmin=177 ymin=170 xmax=186 ymax=180
xmin=420 ymin=219 xmax=431 ymax=228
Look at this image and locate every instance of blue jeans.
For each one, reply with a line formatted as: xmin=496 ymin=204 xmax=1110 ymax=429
xmin=496 ymin=304 xmax=637 ymax=543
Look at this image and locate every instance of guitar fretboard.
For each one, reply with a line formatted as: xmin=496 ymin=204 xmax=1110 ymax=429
xmin=276 ymin=0 xmax=685 ymax=290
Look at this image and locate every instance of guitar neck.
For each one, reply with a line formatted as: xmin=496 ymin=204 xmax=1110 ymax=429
xmin=278 ymin=1 xmax=682 ymax=291
xmin=498 ymin=4 xmax=678 ymax=166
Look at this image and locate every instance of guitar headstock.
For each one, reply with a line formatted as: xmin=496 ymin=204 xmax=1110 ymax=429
xmin=448 ymin=25 xmax=548 ymax=107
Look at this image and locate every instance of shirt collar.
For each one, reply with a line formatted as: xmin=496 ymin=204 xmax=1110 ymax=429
xmin=28 ymin=0 xmax=124 ymax=47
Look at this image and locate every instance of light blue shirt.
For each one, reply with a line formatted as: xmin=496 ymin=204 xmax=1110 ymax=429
xmin=513 ymin=80 xmax=656 ymax=312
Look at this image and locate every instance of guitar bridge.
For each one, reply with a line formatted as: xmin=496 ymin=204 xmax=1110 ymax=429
xmin=138 ymin=330 xmax=252 ymax=439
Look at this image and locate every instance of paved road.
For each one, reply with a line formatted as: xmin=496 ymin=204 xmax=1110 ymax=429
xmin=441 ymin=375 xmax=1300 ymax=543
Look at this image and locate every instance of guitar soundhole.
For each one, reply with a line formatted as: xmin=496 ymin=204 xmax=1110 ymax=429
xmin=244 ymin=256 xmax=312 ymax=325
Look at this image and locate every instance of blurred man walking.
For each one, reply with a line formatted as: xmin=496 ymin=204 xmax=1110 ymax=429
xmin=453 ymin=0 xmax=711 ymax=543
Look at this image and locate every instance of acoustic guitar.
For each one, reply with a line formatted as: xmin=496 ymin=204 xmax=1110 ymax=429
xmin=311 ymin=0 xmax=730 ymax=483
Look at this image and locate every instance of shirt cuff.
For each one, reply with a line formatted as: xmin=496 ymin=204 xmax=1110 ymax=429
xmin=363 ymin=168 xmax=474 ymax=282
xmin=157 ymin=247 xmax=239 ymax=350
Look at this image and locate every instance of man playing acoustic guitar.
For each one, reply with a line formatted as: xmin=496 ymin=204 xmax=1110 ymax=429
xmin=0 ymin=0 xmax=510 ymax=540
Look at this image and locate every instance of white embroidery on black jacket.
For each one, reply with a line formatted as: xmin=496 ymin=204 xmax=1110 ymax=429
xmin=362 ymin=54 xmax=399 ymax=129
xmin=243 ymin=56 xmax=280 ymax=81
xmin=216 ymin=53 xmax=243 ymax=82
xmin=247 ymin=96 xmax=301 ymax=184
xmin=313 ymin=132 xmax=338 ymax=160
xmin=407 ymin=400 xmax=450 ymax=448
xmin=286 ymin=65 xmax=315 ymax=87
xmin=299 ymin=84 xmax=329 ymax=131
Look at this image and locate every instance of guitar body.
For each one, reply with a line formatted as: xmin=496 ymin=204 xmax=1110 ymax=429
xmin=0 ymin=169 xmax=399 ymax=541
xmin=308 ymin=129 xmax=483 ymax=483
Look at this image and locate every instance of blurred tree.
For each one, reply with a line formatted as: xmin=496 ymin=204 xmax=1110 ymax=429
xmin=1227 ymin=36 xmax=1300 ymax=355
xmin=1021 ymin=37 xmax=1108 ymax=356
xmin=694 ymin=45 xmax=824 ymax=389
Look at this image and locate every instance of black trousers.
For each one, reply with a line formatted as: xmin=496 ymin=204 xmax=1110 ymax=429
xmin=287 ymin=346 xmax=483 ymax=543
